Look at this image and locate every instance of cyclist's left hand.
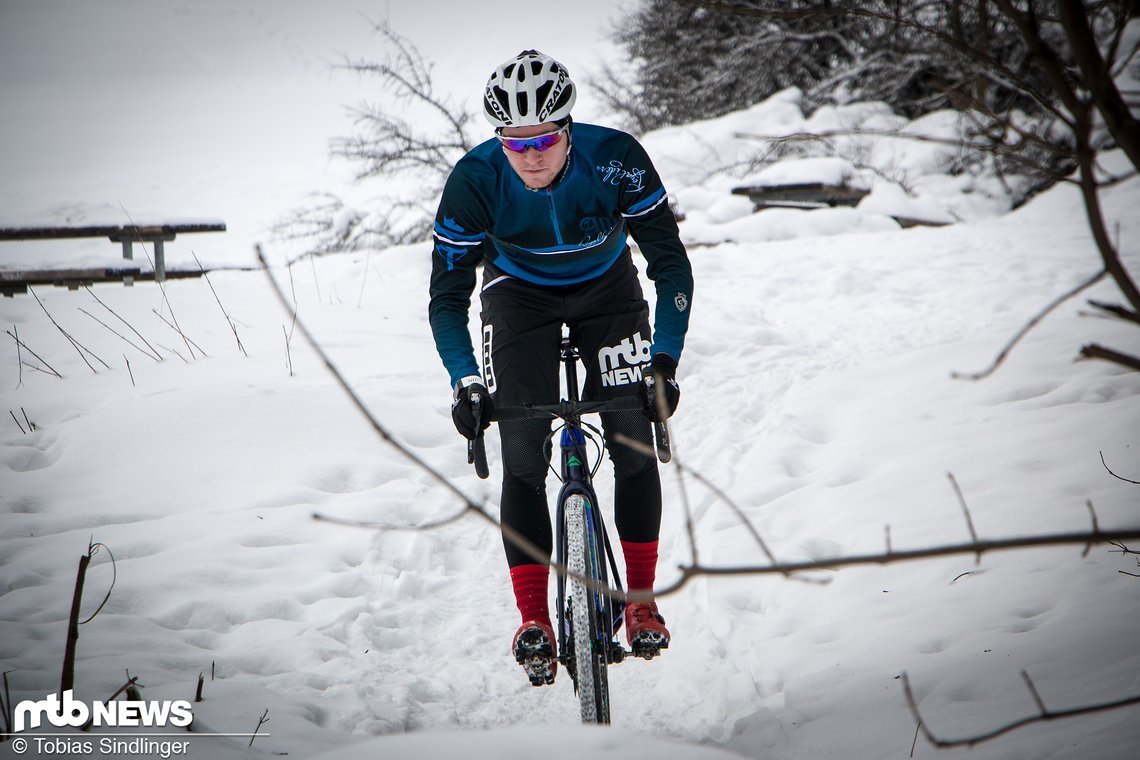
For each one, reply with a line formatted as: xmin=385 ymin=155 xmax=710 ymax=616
xmin=643 ymin=353 xmax=680 ymax=422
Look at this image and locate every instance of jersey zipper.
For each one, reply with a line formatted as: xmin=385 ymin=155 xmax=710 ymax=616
xmin=547 ymin=188 xmax=564 ymax=246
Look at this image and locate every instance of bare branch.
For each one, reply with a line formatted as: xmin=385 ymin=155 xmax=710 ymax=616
xmin=1079 ymin=343 xmax=1140 ymax=372
xmin=903 ymin=671 xmax=1140 ymax=748
xmin=1100 ymin=451 xmax=1140 ymax=485
xmin=953 ymin=270 xmax=1108 ymax=380
xmin=1086 ymin=299 xmax=1140 ymax=326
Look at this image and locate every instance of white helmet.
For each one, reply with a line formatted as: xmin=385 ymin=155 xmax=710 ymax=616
xmin=483 ymin=50 xmax=576 ymax=129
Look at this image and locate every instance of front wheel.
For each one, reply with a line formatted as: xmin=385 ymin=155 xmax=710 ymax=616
xmin=564 ymin=493 xmax=610 ymax=724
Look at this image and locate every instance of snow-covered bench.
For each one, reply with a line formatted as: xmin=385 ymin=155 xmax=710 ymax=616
xmin=730 ymin=181 xmax=871 ymax=211
xmin=0 ymin=221 xmax=226 ymax=282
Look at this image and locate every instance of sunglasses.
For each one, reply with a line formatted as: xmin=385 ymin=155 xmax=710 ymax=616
xmin=497 ymin=126 xmax=567 ymax=153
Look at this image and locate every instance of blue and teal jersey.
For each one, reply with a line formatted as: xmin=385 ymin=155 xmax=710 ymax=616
xmin=428 ymin=122 xmax=694 ymax=387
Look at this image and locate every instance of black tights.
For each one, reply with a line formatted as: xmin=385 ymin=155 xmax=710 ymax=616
xmin=499 ymin=410 xmax=661 ymax=567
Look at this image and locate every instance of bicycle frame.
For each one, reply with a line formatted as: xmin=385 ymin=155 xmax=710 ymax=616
xmin=549 ymin=344 xmax=627 ymax=674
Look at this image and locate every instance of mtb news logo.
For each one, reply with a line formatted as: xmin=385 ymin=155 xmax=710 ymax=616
xmin=598 ymin=331 xmax=651 ymax=387
xmin=13 ymin=690 xmax=193 ymax=732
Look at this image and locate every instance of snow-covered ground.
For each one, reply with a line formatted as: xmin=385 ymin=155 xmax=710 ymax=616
xmin=2 ymin=4 xmax=1139 ymax=760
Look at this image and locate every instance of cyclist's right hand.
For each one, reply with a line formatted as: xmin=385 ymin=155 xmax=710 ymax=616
xmin=451 ymin=375 xmax=494 ymax=439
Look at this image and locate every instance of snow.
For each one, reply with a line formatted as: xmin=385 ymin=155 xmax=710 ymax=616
xmin=2 ymin=4 xmax=1140 ymax=760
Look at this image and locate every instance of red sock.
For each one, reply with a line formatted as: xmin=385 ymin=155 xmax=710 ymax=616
xmin=509 ymin=564 xmax=551 ymax=625
xmin=621 ymin=539 xmax=659 ymax=592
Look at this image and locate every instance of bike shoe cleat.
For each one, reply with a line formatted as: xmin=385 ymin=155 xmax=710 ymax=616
xmin=512 ymin=620 xmax=558 ymax=686
xmin=626 ymin=601 xmax=670 ymax=660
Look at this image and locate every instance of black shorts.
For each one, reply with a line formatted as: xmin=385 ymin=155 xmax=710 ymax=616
xmin=479 ymin=249 xmax=653 ymax=406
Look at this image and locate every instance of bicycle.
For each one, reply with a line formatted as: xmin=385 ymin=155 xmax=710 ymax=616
xmin=468 ymin=337 xmax=670 ymax=724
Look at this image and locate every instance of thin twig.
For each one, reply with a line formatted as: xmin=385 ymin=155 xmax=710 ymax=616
xmin=1021 ymin=670 xmax=1048 ymax=714
xmin=282 ymin=325 xmax=294 ymax=377
xmin=952 ymin=270 xmax=1108 ymax=380
xmin=6 ymin=330 xmax=62 ymax=378
xmin=13 ymin=324 xmax=22 ymax=388
xmin=78 ymin=307 xmax=161 ymax=361
xmin=9 ymin=411 xmax=26 ymax=435
xmin=21 ymin=408 xmax=34 ymax=432
xmin=1083 ymin=500 xmax=1100 ymax=557
xmin=84 ymin=286 xmax=163 ymax=361
xmin=152 ymin=309 xmax=207 ymax=358
xmin=946 ymin=472 xmax=981 ymax=564
xmin=1100 ymin=451 xmax=1140 ymax=484
xmin=125 ymin=356 xmax=135 ymax=387
xmin=357 ymin=249 xmax=372 ymax=308
xmin=157 ymin=344 xmax=188 ymax=364
xmin=79 ymin=542 xmax=116 ymax=624
xmin=29 ymin=286 xmax=108 ymax=373
xmin=194 ymin=252 xmax=247 ymax=357
xmin=249 ymin=709 xmax=270 ymax=747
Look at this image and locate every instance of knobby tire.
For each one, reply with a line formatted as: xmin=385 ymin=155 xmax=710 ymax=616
xmin=564 ymin=493 xmax=610 ymax=724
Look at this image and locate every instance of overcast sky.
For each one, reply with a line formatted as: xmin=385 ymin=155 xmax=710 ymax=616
xmin=0 ymin=0 xmax=626 ymax=236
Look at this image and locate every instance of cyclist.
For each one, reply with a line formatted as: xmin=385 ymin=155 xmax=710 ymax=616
xmin=428 ymin=50 xmax=693 ymax=685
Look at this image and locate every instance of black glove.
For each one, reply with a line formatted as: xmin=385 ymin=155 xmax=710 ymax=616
xmin=451 ymin=377 xmax=494 ymax=440
xmin=643 ymin=353 xmax=680 ymax=422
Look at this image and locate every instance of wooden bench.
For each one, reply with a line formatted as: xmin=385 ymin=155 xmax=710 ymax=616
xmin=731 ymin=182 xmax=870 ymax=211
xmin=0 ymin=221 xmax=226 ymax=282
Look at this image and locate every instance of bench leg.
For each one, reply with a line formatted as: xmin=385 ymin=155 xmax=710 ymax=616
xmin=120 ymin=239 xmax=135 ymax=287
xmin=154 ymin=240 xmax=166 ymax=281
